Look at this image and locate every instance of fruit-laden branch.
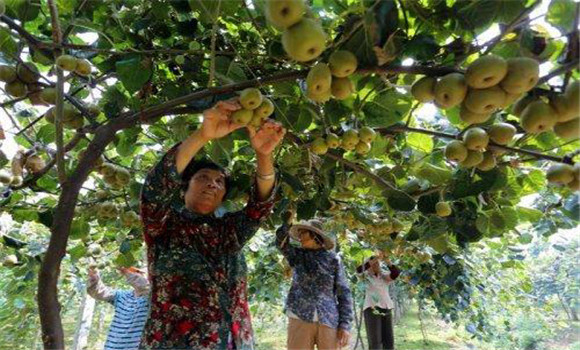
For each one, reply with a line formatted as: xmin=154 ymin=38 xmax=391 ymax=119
xmin=325 ymin=151 xmax=399 ymax=192
xmin=284 ymin=131 xmax=400 ymax=192
xmin=380 ymin=125 xmax=574 ymax=164
xmin=12 ymin=132 xmax=84 ymax=191
xmin=114 ymin=64 xmax=460 ymax=129
xmin=0 ymin=15 xmax=236 ymax=57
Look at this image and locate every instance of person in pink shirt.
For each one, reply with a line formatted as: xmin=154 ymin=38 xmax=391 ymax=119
xmin=356 ymin=254 xmax=401 ymax=350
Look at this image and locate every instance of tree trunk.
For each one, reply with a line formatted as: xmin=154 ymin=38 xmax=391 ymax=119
xmin=72 ymin=290 xmax=95 ymax=350
xmin=38 ymin=125 xmax=116 ymax=349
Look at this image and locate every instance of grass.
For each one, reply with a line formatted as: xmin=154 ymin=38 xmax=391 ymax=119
xmin=253 ymin=303 xmax=495 ymax=350
xmin=394 ymin=306 xmax=494 ymax=350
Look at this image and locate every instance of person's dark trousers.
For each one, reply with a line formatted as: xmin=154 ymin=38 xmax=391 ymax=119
xmin=364 ymin=307 xmax=395 ymax=350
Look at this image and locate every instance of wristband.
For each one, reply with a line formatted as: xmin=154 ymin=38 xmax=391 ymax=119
xmin=256 ymin=172 xmax=276 ymax=181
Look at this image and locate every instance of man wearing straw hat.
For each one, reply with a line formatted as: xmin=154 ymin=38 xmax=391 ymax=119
xmin=276 ymin=213 xmax=353 ymax=350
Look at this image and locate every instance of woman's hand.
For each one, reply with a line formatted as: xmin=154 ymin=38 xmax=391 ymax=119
xmin=248 ymin=120 xmax=286 ymax=156
xmin=200 ymin=100 xmax=243 ymax=141
xmin=337 ymin=329 xmax=350 ymax=348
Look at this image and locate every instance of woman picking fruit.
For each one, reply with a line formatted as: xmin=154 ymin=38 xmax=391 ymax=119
xmin=139 ymin=96 xmax=285 ymax=350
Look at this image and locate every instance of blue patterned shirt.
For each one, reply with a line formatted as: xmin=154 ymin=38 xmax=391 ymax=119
xmin=276 ymin=224 xmax=353 ymax=330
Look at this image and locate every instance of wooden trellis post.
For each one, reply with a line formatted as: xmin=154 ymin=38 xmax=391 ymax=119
xmin=72 ymin=288 xmax=95 ymax=350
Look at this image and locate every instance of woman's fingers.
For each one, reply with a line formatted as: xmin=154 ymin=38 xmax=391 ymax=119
xmin=215 ymin=100 xmax=241 ymax=112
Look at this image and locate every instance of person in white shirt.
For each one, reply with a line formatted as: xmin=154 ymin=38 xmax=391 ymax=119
xmin=356 ymin=254 xmax=401 ymax=350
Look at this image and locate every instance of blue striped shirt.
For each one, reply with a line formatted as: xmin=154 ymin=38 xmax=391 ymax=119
xmin=104 ymin=290 xmax=149 ymax=350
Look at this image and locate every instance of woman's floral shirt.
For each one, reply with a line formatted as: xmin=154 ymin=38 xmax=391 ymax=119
xmin=139 ymin=145 xmax=277 ymax=350
xmin=275 ymin=224 xmax=353 ymax=331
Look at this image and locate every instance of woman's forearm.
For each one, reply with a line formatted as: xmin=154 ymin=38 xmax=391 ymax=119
xmin=176 ymin=129 xmax=210 ymax=174
xmin=256 ymin=153 xmax=275 ymax=201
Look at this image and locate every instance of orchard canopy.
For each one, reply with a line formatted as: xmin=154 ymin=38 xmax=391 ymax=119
xmin=0 ymin=0 xmax=578 ymax=349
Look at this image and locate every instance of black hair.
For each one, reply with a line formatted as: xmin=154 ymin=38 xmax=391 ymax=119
xmin=304 ymin=230 xmax=325 ymax=248
xmin=356 ymin=255 xmax=377 ymax=274
xmin=181 ymin=158 xmax=232 ymax=197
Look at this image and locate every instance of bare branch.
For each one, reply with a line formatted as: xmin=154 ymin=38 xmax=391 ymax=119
xmin=538 ymin=59 xmax=580 ymax=85
xmin=481 ymin=1 xmax=541 ymax=55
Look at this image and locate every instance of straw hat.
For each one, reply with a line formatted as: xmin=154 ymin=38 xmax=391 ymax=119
xmin=289 ymin=219 xmax=335 ymax=250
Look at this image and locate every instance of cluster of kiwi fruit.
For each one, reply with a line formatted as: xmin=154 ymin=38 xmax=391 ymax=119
xmin=0 ymin=62 xmax=43 ymax=100
xmin=97 ymin=163 xmax=131 ymax=190
xmin=0 ymin=150 xmax=46 ymax=187
xmin=84 ymin=190 xmax=141 ymax=227
xmin=512 ymin=80 xmax=579 ymax=138
xmin=305 ymin=50 xmax=358 ymax=103
xmin=229 ymin=88 xmax=275 ymax=127
xmin=443 ymin=122 xmax=518 ymax=171
xmin=412 ymin=55 xmax=540 ymax=123
xmin=546 ymin=163 xmax=580 ymax=191
xmin=265 ymin=0 xmax=327 ymax=62
xmin=310 ymin=126 xmax=377 ymax=156
xmin=55 ymin=54 xmax=92 ymax=76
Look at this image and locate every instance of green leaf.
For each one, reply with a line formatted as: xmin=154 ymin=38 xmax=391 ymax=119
xmin=0 ymin=28 xmax=18 ymax=60
xmin=6 ymin=0 xmax=41 ymax=21
xmin=297 ymin=198 xmax=317 ymax=220
xmin=295 ymin=106 xmax=315 ymax=132
xmin=402 ymin=34 xmax=440 ymax=61
xmin=417 ymin=192 xmax=439 ymax=215
xmin=70 ymin=219 xmax=90 ymax=240
xmin=188 ymin=0 xmax=243 ymax=23
xmin=68 ymin=245 xmax=87 ymax=261
xmin=407 ymin=133 xmax=433 ymax=153
xmin=114 ymin=252 xmax=136 ymax=267
xmin=120 ymin=240 xmax=131 ymax=254
xmin=414 ymin=163 xmax=452 ymax=185
xmin=206 ymin=135 xmax=234 ymax=166
xmin=102 ymin=84 xmax=128 ymax=119
xmin=280 ymin=171 xmax=305 ymax=193
xmin=475 ymin=214 xmax=490 ymax=234
xmin=0 ymin=150 xmax=7 ymax=168
xmin=37 ymin=209 xmax=53 ymax=228
xmin=518 ymin=233 xmax=533 ymax=244
xmin=341 ymin=13 xmax=378 ymax=67
xmin=363 ymin=90 xmax=412 ymax=127
xmin=116 ymin=130 xmax=140 ymax=157
xmin=215 ymin=56 xmax=247 ymax=84
xmin=517 ymin=206 xmax=543 ymax=223
xmin=11 ymin=209 xmax=38 ymax=223
xmin=115 ymin=56 xmax=153 ymax=93
xmin=562 ymin=194 xmax=580 ymax=221
xmin=36 ymin=124 xmax=55 ymax=144
xmin=502 ymin=206 xmax=519 ymax=230
xmin=57 ymin=0 xmax=77 ymax=15
xmin=547 ymin=0 xmax=576 ymax=33
xmin=325 ymin=100 xmax=350 ymax=126
xmin=385 ymin=189 xmax=416 ymax=212
xmin=367 ymin=135 xmax=391 ymax=159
